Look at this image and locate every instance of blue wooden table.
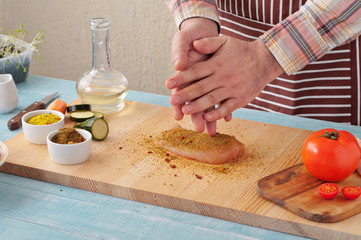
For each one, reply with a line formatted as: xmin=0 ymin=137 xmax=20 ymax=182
xmin=1 ymin=75 xmax=360 ymax=240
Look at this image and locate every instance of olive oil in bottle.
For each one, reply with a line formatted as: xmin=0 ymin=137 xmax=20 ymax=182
xmin=76 ymin=18 xmax=128 ymax=113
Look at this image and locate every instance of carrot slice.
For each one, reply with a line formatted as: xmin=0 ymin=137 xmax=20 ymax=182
xmin=47 ymin=99 xmax=67 ymax=114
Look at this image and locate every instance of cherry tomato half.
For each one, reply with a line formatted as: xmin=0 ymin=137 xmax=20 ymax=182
xmin=318 ymin=183 xmax=339 ymax=200
xmin=302 ymin=129 xmax=361 ymax=182
xmin=341 ymin=186 xmax=361 ymax=200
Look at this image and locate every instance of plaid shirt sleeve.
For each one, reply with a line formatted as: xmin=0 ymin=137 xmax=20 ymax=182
xmin=260 ymin=0 xmax=361 ymax=75
xmin=166 ymin=0 xmax=220 ymax=29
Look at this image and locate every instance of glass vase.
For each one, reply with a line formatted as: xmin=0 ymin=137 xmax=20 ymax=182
xmin=76 ymin=18 xmax=128 ymax=113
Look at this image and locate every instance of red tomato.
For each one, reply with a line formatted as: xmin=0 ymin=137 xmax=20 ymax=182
xmin=341 ymin=186 xmax=361 ymax=200
xmin=318 ymin=183 xmax=339 ymax=200
xmin=302 ymin=129 xmax=361 ymax=182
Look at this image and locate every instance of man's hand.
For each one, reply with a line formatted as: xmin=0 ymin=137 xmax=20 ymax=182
xmin=168 ymin=17 xmax=220 ymax=135
xmin=167 ymin=36 xmax=285 ymax=123
xmin=171 ymin=17 xmax=219 ymax=71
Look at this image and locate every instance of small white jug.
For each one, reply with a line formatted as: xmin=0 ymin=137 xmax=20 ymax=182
xmin=0 ymin=74 xmax=19 ymax=114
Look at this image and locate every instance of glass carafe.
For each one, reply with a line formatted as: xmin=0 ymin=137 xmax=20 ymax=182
xmin=76 ymin=18 xmax=128 ymax=113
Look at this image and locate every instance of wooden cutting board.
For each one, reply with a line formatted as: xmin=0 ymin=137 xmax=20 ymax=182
xmin=2 ymin=99 xmax=361 ymax=240
xmin=256 ymin=164 xmax=361 ymax=223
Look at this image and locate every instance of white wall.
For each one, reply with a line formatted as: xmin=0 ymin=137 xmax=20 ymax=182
xmin=0 ymin=0 xmax=177 ymax=95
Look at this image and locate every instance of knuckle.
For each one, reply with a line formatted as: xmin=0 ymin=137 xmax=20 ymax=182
xmin=207 ymin=92 xmax=219 ymax=105
xmin=195 ymin=81 xmax=207 ymax=94
xmin=190 ymin=65 xmax=201 ymax=78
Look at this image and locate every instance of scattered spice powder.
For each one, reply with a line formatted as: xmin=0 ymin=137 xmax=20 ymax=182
xmin=138 ymin=129 xmax=268 ymax=181
xmin=141 ymin=135 xmax=180 ymax=161
xmin=214 ymin=167 xmax=229 ymax=173
xmin=27 ymin=113 xmax=61 ymax=125
xmin=157 ymin=127 xmax=237 ymax=152
xmin=195 ymin=174 xmax=203 ymax=179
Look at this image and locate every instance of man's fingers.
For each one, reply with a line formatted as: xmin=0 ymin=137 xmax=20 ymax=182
xmin=191 ymin=108 xmax=217 ymax=136
xmin=187 ymin=49 xmax=209 ymax=68
xmin=173 ymin=105 xmax=184 ymax=121
xmin=224 ymin=113 xmax=232 ymax=122
xmin=193 ymin=36 xmax=227 ymax=55
xmin=205 ymin=106 xmax=217 ymax=136
xmin=181 ymin=87 xmax=230 ymax=115
xmin=167 ymin=61 xmax=214 ymax=101
xmin=191 ymin=112 xmax=206 ymax=132
xmin=171 ymin=89 xmax=185 ymax=120
xmin=204 ymin=99 xmax=238 ymax=122
xmin=172 ymin=32 xmax=190 ymax=71
xmin=206 ymin=120 xmax=217 ymax=136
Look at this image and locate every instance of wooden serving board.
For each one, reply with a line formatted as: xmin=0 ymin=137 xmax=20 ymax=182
xmin=256 ymin=163 xmax=361 ymax=223
xmin=2 ymin=99 xmax=361 ymax=240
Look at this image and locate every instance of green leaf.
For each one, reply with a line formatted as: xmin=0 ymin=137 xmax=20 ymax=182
xmin=0 ymin=24 xmax=46 ymax=66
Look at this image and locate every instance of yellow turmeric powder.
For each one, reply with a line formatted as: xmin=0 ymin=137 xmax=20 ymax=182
xmin=27 ymin=113 xmax=61 ymax=125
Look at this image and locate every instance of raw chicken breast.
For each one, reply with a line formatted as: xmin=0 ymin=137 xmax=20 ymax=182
xmin=157 ymin=127 xmax=245 ymax=164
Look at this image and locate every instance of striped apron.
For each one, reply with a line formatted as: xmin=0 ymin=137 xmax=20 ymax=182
xmin=216 ymin=0 xmax=361 ymax=126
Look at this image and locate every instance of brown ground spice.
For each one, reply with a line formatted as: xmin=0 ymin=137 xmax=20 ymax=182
xmin=51 ymin=128 xmax=85 ymax=144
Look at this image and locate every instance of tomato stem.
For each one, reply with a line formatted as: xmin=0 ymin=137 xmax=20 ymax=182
xmin=319 ymin=130 xmax=339 ymax=140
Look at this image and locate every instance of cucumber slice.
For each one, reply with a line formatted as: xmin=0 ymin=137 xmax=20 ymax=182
xmin=81 ymin=118 xmax=109 ymax=141
xmin=73 ymin=111 xmax=104 ymax=128
xmin=70 ymin=111 xmax=95 ymax=122
xmin=92 ymin=111 xmax=104 ymax=119
xmin=66 ymin=104 xmax=91 ymax=113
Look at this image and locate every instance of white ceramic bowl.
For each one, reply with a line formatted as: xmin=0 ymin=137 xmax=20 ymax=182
xmin=47 ymin=128 xmax=92 ymax=165
xmin=22 ymin=109 xmax=65 ymax=144
xmin=0 ymin=141 xmax=9 ymax=167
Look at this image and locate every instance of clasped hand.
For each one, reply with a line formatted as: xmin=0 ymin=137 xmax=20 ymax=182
xmin=166 ymin=19 xmax=283 ymax=136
